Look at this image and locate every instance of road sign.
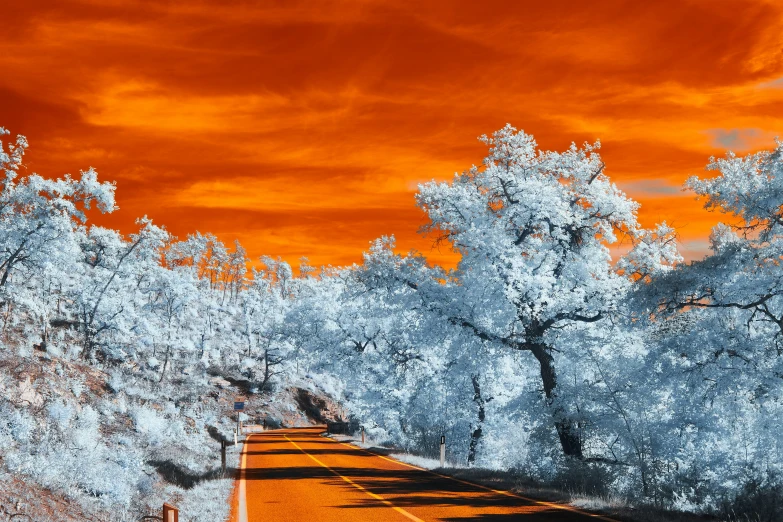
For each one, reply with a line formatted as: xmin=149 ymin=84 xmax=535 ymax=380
xmin=234 ymin=396 xmax=246 ymax=411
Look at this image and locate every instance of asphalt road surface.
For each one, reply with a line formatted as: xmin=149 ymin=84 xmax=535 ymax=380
xmin=232 ymin=427 xmax=617 ymax=522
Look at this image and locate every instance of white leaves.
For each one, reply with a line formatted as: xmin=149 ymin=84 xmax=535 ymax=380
xmin=47 ymin=400 xmax=75 ymax=430
xmin=416 ymin=124 xmax=645 ymax=343
xmin=687 ymin=140 xmax=783 ymax=231
xmin=708 ymin=222 xmax=743 ymax=253
xmin=0 ymin=128 xmax=28 ymax=181
xmin=619 ymin=222 xmax=682 ymax=281
xmin=74 ymin=167 xmax=117 ymax=214
xmin=0 ymin=129 xmax=117 ymax=308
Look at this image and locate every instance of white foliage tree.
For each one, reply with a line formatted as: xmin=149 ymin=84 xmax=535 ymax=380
xmin=627 ymin=141 xmax=783 ymax=509
xmin=414 ymin=124 xmax=651 ymax=457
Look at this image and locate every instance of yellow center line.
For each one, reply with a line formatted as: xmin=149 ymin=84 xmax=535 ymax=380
xmin=332 ymin=439 xmax=620 ymax=522
xmin=284 ymin=434 xmax=425 ymax=522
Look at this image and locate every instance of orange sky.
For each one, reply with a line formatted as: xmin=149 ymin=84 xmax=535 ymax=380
xmin=2 ymin=0 xmax=783 ymax=268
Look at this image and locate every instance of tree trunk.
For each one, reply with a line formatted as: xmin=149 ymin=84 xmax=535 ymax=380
xmin=530 ymin=343 xmax=583 ymax=458
xmin=81 ymin=309 xmax=94 ymax=360
xmin=159 ymin=347 xmax=170 ymax=383
xmin=468 ymin=374 xmax=485 ymax=465
xmin=2 ymin=301 xmax=11 ymax=340
xmin=257 ymin=348 xmax=272 ymax=392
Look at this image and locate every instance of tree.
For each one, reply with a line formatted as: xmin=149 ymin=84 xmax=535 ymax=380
xmin=233 ymin=261 xmax=293 ymax=392
xmin=143 ymin=264 xmax=199 ymax=383
xmin=646 ymin=141 xmax=783 ymax=336
xmin=413 ymin=124 xmax=650 ymax=458
xmin=167 ymin=233 xmax=247 ymax=303
xmin=73 ymin=218 xmax=170 ymax=360
xmin=623 ymin=141 xmax=783 ymax=505
xmin=0 ymin=127 xmax=116 ymax=294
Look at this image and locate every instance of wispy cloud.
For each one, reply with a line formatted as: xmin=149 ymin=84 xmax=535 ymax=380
xmin=757 ymin=76 xmax=783 ymax=89
xmin=617 ymin=179 xmax=684 ymax=197
xmin=704 ymin=128 xmax=778 ymax=151
xmin=2 ymin=0 xmax=783 ymax=266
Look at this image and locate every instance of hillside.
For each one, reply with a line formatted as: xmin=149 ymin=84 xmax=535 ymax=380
xmin=0 ymin=344 xmax=341 ymax=521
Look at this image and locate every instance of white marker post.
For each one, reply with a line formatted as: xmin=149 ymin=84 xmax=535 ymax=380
xmin=361 ymin=426 xmax=365 ymax=444
xmin=440 ymin=435 xmax=446 ymax=467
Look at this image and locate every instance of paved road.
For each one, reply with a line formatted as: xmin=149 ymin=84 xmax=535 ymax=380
xmin=232 ymin=427 xmax=617 ymax=522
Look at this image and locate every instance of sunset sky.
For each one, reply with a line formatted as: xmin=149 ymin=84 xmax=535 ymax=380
xmin=2 ymin=0 xmax=783 ymax=268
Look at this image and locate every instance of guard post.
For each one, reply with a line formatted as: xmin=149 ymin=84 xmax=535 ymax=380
xmin=440 ymin=435 xmax=446 ymax=467
xmin=163 ymin=503 xmax=179 ymax=522
xmin=361 ymin=426 xmax=365 ymax=444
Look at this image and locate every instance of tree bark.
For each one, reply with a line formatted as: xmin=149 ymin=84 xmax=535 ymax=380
xmin=530 ymin=343 xmax=583 ymax=458
xmin=468 ymin=374 xmax=485 ymax=465
xmin=159 ymin=347 xmax=170 ymax=383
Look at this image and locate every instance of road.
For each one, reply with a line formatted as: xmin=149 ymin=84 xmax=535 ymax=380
xmin=231 ymin=427 xmax=617 ymax=522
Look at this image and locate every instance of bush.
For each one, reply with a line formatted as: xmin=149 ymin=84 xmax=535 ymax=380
xmin=721 ymin=475 xmax=783 ymax=522
xmin=551 ymin=458 xmax=615 ymax=497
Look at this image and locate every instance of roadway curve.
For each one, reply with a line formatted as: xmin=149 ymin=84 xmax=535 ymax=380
xmin=231 ymin=427 xmax=617 ymax=522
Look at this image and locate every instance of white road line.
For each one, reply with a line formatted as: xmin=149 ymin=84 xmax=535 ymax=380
xmin=237 ymin=435 xmax=250 ymax=522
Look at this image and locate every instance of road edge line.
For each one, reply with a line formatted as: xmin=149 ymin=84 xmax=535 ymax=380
xmin=237 ymin=434 xmax=250 ymax=522
xmin=329 ymin=437 xmax=620 ymax=522
xmin=284 ymin=434 xmax=425 ymax=522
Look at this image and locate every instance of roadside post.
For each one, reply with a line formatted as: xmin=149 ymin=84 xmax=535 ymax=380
xmin=361 ymin=426 xmax=365 ymax=444
xmin=263 ymin=416 xmax=266 ymax=430
xmin=234 ymin=396 xmax=245 ymax=443
xmin=440 ymin=435 xmax=446 ymax=467
xmin=163 ymin=503 xmax=179 ymax=522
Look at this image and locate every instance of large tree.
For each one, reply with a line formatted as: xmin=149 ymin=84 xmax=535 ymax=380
xmin=413 ymin=125 xmax=670 ymax=457
xmin=623 ymin=141 xmax=783 ymax=505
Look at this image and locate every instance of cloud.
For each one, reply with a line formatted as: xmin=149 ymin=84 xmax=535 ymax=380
xmin=757 ymin=76 xmax=783 ymax=89
xmin=704 ymin=128 xmax=777 ymax=151
xmin=174 ymin=176 xmax=414 ymax=212
xmin=679 ymin=240 xmax=712 ymax=262
xmin=617 ymin=179 xmax=684 ymax=197
xmin=3 ymin=0 xmax=783 ymax=266
xmin=78 ymin=78 xmax=291 ymax=132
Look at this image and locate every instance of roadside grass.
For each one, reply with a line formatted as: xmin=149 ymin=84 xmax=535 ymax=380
xmin=389 ymin=452 xmax=467 ymax=470
xmin=326 ymin=433 xmax=730 ymax=522
xmin=406 ymin=465 xmax=724 ymax=522
xmin=569 ymin=493 xmax=626 ymax=511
